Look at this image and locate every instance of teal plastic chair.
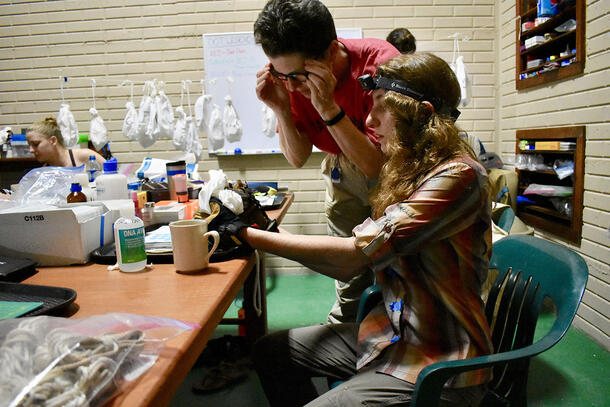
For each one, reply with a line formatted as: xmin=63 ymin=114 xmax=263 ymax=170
xmin=495 ymin=205 xmax=515 ymax=233
xmin=410 ymin=234 xmax=588 ymax=407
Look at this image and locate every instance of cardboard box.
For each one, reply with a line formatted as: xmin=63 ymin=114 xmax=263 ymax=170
xmin=535 ymin=141 xmax=561 ymax=150
xmin=0 ymin=202 xmax=120 ymax=266
xmin=155 ymin=200 xmax=199 ymax=221
xmin=525 ymin=35 xmax=545 ymax=49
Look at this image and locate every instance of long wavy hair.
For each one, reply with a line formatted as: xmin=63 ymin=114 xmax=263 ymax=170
xmin=371 ymin=53 xmax=475 ymax=218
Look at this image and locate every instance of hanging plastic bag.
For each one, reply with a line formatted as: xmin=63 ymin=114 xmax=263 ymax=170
xmin=173 ymin=106 xmax=188 ymax=151
xmin=222 ymin=78 xmax=243 ymax=143
xmin=195 ymin=79 xmax=213 ymax=132
xmin=173 ymin=81 xmax=188 ymax=151
xmin=223 ymin=96 xmax=242 ymax=143
xmin=449 ymin=34 xmax=471 ymax=108
xmin=155 ymin=80 xmax=174 ymax=140
xmin=89 ymin=107 xmax=107 ymax=150
xmin=0 ymin=313 xmax=194 ymax=407
xmin=88 ymin=79 xmax=108 ymax=150
xmin=145 ymin=80 xmax=159 ymax=146
xmin=207 ymin=103 xmax=224 ymax=151
xmin=182 ymin=80 xmax=203 ymax=161
xmin=119 ymin=80 xmax=139 ymax=141
xmin=55 ymin=76 xmax=79 ymax=148
xmin=136 ymin=81 xmax=156 ymax=148
xmin=185 ymin=115 xmax=203 ymax=161
xmin=57 ymin=103 xmax=79 ymax=148
xmin=262 ymin=104 xmax=277 ymax=138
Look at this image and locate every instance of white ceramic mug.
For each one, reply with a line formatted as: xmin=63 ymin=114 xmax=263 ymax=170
xmin=169 ymin=219 xmax=220 ymax=273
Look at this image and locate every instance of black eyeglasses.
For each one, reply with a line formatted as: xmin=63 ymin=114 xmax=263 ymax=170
xmin=270 ymin=67 xmax=309 ymax=83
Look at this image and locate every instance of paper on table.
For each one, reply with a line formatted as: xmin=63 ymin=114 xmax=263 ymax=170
xmin=145 ymin=225 xmax=173 ymax=254
xmin=0 ymin=301 xmax=43 ymax=319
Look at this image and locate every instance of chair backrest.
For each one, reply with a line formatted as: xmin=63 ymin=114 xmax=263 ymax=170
xmin=484 ymin=234 xmax=588 ymax=404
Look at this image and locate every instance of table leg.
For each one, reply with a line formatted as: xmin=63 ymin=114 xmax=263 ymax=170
xmin=219 ymin=251 xmax=268 ymax=343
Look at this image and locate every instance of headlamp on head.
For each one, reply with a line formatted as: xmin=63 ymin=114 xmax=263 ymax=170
xmin=358 ymin=74 xmax=460 ymax=122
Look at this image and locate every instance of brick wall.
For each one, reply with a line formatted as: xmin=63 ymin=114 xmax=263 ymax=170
xmin=0 ymin=0 xmax=607 ymax=347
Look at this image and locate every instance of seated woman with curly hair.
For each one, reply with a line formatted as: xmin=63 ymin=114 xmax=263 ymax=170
xmin=238 ymin=52 xmax=493 ymax=407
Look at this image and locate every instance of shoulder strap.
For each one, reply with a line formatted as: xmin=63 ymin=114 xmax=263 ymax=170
xmin=68 ymin=149 xmax=76 ymax=167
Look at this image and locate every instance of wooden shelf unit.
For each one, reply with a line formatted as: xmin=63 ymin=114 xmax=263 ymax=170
xmin=516 ymin=0 xmax=585 ymax=90
xmin=515 ymin=126 xmax=585 ymax=244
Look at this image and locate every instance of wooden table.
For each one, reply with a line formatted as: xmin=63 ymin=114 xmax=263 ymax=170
xmin=22 ymin=193 xmax=293 ymax=407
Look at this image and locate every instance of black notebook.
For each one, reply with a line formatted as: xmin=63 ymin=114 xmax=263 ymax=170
xmin=0 ymin=256 xmax=38 ymax=282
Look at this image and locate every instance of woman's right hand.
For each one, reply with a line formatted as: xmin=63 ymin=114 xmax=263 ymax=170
xmin=256 ymin=64 xmax=290 ymax=113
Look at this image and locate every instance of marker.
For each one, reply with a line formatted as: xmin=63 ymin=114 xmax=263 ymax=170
xmin=234 ymin=148 xmax=242 ymax=154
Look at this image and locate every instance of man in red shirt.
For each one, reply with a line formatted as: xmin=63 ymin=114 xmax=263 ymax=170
xmin=254 ymin=0 xmax=400 ymax=323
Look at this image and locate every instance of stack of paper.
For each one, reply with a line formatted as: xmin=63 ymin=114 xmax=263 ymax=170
xmin=144 ymin=226 xmax=173 ymax=254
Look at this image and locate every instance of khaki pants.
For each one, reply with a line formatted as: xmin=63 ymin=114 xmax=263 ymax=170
xmin=321 ymin=153 xmax=376 ymax=323
xmin=253 ymin=323 xmax=487 ymax=407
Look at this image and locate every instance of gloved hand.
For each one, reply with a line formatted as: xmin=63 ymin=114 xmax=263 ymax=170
xmin=207 ymin=198 xmax=251 ymax=247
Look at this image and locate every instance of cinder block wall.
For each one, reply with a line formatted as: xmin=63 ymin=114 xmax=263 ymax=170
xmin=0 ymin=0 xmax=498 ymax=274
xmin=0 ymin=0 xmax=607 ymax=348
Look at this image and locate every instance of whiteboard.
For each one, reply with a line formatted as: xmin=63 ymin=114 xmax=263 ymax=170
xmin=202 ymin=28 xmax=362 ymax=155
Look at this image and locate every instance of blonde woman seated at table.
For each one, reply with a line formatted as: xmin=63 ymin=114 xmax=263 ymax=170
xmin=237 ymin=53 xmax=493 ymax=406
xmin=26 ymin=117 xmax=105 ymax=167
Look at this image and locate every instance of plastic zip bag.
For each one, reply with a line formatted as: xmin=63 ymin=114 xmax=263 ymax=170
xmin=136 ymin=81 xmax=156 ymax=148
xmin=207 ymin=103 xmax=224 ymax=151
xmin=9 ymin=166 xmax=85 ymax=207
xmin=57 ymin=104 xmax=79 ymax=148
xmin=195 ymin=80 xmax=213 ymax=133
xmin=56 ymin=77 xmax=79 ymax=148
xmin=154 ymin=81 xmax=174 ymax=140
xmin=223 ymin=95 xmax=242 ymax=143
xmin=449 ymin=34 xmax=471 ymax=107
xmin=88 ymin=79 xmax=108 ymax=151
xmin=0 ymin=313 xmax=195 ymax=407
xmin=262 ymin=104 xmax=277 ymax=138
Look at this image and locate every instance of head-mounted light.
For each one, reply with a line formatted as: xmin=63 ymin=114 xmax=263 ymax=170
xmin=358 ymin=74 xmax=460 ymax=122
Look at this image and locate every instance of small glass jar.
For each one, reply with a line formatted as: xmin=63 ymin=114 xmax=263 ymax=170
xmin=142 ymin=202 xmax=155 ymax=227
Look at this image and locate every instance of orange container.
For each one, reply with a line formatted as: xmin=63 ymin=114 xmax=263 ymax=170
xmin=155 ymin=199 xmax=199 ymax=220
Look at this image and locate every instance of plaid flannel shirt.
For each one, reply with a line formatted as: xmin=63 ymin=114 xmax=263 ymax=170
xmin=354 ymin=156 xmax=494 ymax=387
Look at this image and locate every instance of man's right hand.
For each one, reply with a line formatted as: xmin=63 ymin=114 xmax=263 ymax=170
xmin=256 ymin=63 xmax=290 ymax=113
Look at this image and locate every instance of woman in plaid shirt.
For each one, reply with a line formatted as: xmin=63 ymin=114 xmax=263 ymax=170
xmin=241 ymin=52 xmax=493 ymax=407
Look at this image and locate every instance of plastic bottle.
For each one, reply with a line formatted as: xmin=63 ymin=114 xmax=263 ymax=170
xmin=166 ymin=160 xmax=188 ymax=203
xmin=85 ymin=155 xmax=101 ymax=183
xmin=67 ymin=183 xmax=87 ymax=203
xmin=73 ymin=173 xmax=94 ymax=201
xmin=113 ymin=216 xmax=147 ymax=272
xmin=131 ymin=190 xmax=142 ymax=219
xmin=96 ymin=158 xmax=128 ymax=200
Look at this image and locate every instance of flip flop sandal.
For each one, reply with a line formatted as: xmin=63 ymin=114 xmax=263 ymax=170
xmin=192 ymin=362 xmax=248 ymax=394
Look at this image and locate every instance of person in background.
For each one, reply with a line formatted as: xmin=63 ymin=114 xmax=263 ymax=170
xmin=26 ymin=117 xmax=105 ymax=167
xmin=386 ymin=27 xmax=416 ymax=54
xmin=239 ymin=52 xmax=491 ymax=406
xmin=254 ymin=0 xmax=400 ymax=323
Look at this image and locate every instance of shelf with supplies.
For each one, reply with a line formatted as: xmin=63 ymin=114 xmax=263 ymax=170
xmin=515 ymin=126 xmax=584 ymax=244
xmin=516 ymin=0 xmax=585 ymax=90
